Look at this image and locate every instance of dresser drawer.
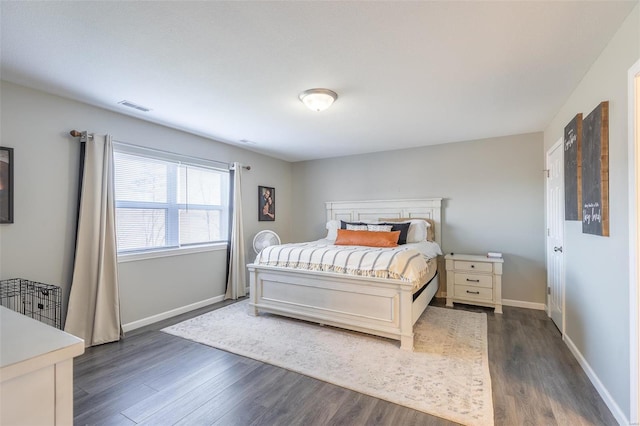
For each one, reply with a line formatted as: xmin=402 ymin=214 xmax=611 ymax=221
xmin=454 ymin=272 xmax=492 ymax=288
xmin=454 ymin=260 xmax=493 ymax=273
xmin=454 ymin=285 xmax=493 ymax=301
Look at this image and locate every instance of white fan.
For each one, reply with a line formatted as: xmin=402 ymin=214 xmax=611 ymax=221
xmin=253 ymin=230 xmax=281 ymax=254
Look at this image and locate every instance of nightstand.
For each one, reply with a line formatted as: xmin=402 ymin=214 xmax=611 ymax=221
xmin=445 ymin=253 xmax=503 ymax=313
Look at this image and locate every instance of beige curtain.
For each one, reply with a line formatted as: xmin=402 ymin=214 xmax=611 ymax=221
xmin=65 ymin=134 xmax=121 ymax=346
xmin=225 ymin=162 xmax=246 ymax=300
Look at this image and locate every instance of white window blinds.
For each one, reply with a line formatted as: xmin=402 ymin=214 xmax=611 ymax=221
xmin=113 ymin=146 xmax=229 ymax=254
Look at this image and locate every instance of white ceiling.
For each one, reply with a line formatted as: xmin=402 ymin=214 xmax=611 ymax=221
xmin=1 ymin=1 xmax=637 ymax=162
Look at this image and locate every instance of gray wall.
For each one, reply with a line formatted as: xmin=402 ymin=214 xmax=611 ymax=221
xmin=543 ymin=4 xmax=639 ymax=420
xmin=0 ymin=81 xmax=293 ymax=325
xmin=291 ymin=132 xmax=546 ymax=305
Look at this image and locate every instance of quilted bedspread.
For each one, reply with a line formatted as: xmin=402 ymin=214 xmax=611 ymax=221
xmin=254 ymin=240 xmax=432 ymax=289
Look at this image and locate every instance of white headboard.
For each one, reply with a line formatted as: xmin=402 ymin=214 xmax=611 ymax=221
xmin=325 ymin=198 xmax=442 ymax=246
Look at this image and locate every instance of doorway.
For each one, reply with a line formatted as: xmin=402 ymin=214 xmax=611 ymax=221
xmin=546 ymin=137 xmax=564 ymax=333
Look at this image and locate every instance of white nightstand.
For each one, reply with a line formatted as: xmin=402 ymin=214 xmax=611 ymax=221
xmin=445 ymin=253 xmax=503 ymax=314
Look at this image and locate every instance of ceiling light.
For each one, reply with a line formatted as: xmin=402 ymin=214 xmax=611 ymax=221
xmin=298 ymin=88 xmax=338 ymax=112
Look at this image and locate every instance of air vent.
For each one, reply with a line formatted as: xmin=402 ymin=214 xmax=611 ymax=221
xmin=118 ymin=100 xmax=152 ymax=112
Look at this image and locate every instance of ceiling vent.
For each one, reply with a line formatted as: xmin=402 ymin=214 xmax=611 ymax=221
xmin=118 ymin=100 xmax=152 ymax=112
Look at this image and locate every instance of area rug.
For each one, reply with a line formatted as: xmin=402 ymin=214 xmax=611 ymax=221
xmin=162 ymin=301 xmax=493 ymax=426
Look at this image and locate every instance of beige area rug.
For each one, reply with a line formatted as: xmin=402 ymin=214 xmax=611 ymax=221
xmin=162 ymin=301 xmax=494 ymax=426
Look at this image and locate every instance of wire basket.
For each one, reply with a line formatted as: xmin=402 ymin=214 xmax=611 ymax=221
xmin=0 ymin=278 xmax=62 ymax=329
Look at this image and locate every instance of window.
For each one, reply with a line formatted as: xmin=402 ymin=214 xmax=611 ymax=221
xmin=113 ymin=145 xmax=229 ymax=254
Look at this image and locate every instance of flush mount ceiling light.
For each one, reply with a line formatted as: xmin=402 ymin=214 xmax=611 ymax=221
xmin=298 ymin=88 xmax=338 ymax=112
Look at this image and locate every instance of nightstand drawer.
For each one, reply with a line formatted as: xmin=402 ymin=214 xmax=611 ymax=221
xmin=453 ymin=260 xmax=493 ymax=273
xmin=454 ymin=273 xmax=492 ymax=288
xmin=454 ymin=285 xmax=493 ymax=301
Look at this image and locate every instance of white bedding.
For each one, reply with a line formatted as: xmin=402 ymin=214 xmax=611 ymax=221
xmin=254 ymin=239 xmax=442 ymax=289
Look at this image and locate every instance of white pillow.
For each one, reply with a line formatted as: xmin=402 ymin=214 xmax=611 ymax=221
xmin=407 ymin=220 xmax=429 ymax=243
xmin=325 ymin=220 xmax=340 ymax=241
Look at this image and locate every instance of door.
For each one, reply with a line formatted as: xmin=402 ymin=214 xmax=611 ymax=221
xmin=546 ymin=138 xmax=564 ymax=332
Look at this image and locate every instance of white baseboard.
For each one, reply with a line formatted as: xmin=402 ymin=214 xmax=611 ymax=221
xmin=564 ymin=335 xmax=629 ymax=426
xmin=122 ymin=294 xmax=225 ymax=332
xmin=502 ymin=298 xmax=546 ymax=310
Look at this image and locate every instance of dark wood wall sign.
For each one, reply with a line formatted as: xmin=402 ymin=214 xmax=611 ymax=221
xmin=581 ymin=101 xmax=609 ymax=236
xmin=564 ymin=114 xmax=582 ymax=220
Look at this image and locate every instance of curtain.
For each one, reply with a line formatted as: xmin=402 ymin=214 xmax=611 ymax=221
xmin=65 ymin=134 xmax=122 ymax=346
xmin=225 ymin=162 xmax=246 ymax=300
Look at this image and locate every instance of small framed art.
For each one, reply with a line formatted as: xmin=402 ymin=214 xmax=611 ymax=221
xmin=0 ymin=146 xmax=14 ymax=224
xmin=258 ymin=186 xmax=275 ymax=221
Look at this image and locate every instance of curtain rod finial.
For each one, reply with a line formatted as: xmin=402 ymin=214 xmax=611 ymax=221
xmin=70 ymin=130 xmax=83 ymax=137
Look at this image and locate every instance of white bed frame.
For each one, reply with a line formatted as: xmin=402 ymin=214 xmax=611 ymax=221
xmin=247 ymin=198 xmax=442 ymax=350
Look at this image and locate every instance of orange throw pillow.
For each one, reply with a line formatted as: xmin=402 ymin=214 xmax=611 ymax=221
xmin=334 ymin=229 xmax=400 ymax=247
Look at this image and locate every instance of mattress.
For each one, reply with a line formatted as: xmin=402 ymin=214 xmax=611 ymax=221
xmin=413 ymin=257 xmax=438 ymax=299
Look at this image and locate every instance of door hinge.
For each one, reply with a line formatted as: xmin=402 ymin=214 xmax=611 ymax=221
xmin=547 ymin=228 xmax=551 ymax=236
xmin=547 ymin=287 xmax=551 ymax=295
xmin=543 ymin=169 xmax=550 ymax=178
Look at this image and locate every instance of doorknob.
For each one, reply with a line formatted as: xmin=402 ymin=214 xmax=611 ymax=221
xmin=553 ymin=246 xmax=563 ymax=253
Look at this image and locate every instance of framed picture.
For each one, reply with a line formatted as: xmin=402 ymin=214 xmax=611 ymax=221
xmin=564 ymin=113 xmax=582 ymax=221
xmin=258 ymin=186 xmax=275 ymax=221
xmin=581 ymin=101 xmax=609 ymax=236
xmin=0 ymin=146 xmax=13 ymax=224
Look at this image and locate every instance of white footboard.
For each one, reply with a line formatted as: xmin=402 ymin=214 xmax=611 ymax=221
xmin=247 ymin=264 xmax=437 ymax=350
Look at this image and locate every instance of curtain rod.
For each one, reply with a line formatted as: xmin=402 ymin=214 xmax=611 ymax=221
xmin=69 ymin=130 xmax=92 ymax=139
xmin=69 ymin=130 xmax=251 ymax=170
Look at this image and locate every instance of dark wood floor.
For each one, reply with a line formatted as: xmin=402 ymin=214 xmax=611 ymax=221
xmin=74 ymin=298 xmax=617 ymax=426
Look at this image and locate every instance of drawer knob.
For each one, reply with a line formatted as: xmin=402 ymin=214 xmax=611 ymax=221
xmin=466 ymin=278 xmax=480 ymax=283
xmin=466 ymin=290 xmax=480 ymax=295
xmin=471 ymin=264 xmax=475 ymax=268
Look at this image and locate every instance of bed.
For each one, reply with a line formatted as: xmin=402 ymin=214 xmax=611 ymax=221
xmin=247 ymin=198 xmax=442 ymax=350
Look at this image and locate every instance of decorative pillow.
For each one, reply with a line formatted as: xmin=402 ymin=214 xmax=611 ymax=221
xmin=407 ymin=220 xmax=428 ymax=242
xmin=340 ymin=220 xmax=367 ymax=229
xmin=419 ymin=218 xmax=436 ymax=242
xmin=367 ymin=224 xmax=393 ymax=232
xmin=334 ymin=229 xmax=400 ymax=247
xmin=346 ymin=224 xmax=368 ymax=231
xmin=379 ymin=218 xmax=432 ymax=242
xmin=379 ymin=222 xmax=411 ymax=245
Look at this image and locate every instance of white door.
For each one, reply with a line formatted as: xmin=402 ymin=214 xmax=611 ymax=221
xmin=546 ymin=138 xmax=564 ymax=332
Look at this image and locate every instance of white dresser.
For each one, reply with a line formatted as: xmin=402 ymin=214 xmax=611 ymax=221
xmin=445 ymin=253 xmax=503 ymax=313
xmin=0 ymin=307 xmax=84 ymax=425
